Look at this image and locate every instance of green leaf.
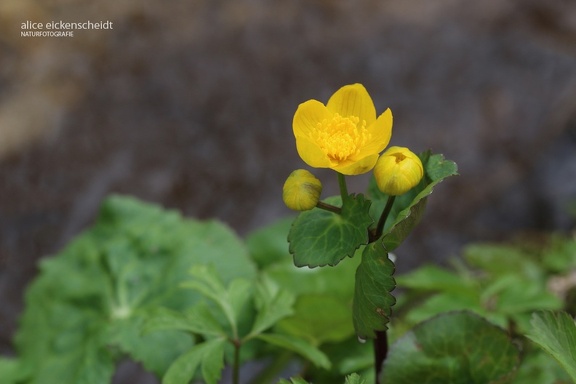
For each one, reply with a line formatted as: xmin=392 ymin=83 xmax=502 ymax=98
xmin=246 ymin=217 xmax=294 ymax=268
xmin=248 ymin=277 xmax=295 ymax=338
xmin=278 ymin=373 xmax=367 ymax=384
xmin=463 ymin=243 xmax=542 ymax=279
xmin=277 ymin=294 xmax=354 ymax=345
xmin=256 ymin=333 xmax=331 ymax=369
xmin=381 ymin=311 xmax=520 ymax=384
xmin=264 ymin=255 xmax=358 ymax=346
xmin=481 ymin=274 xmax=562 ymax=316
xmin=182 ymin=266 xmax=253 ymax=338
xmin=263 ymin=251 xmax=359 ymax=297
xmin=278 ymin=378 xmax=310 ymax=384
xmin=527 ymin=311 xmax=576 ymax=382
xmin=13 ymin=195 xmax=256 ymax=383
xmin=288 ymin=195 xmax=373 ymax=267
xmin=0 ymin=357 xmax=29 ymax=383
xmin=106 ymin=313 xmax=194 ymax=377
xmin=396 ymin=264 xmax=473 ymax=292
xmin=511 ymin=348 xmax=572 ymax=384
xmin=345 ymin=373 xmax=367 ymax=384
xmin=353 ymin=242 xmax=396 ymax=339
xmin=143 ymin=304 xmax=226 ymax=337
xmin=368 ymin=152 xmax=457 ymax=251
xmin=162 ymin=338 xmax=226 ymax=384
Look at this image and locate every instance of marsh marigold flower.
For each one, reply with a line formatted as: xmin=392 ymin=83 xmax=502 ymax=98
xmin=374 ymin=146 xmax=423 ymax=196
xmin=293 ymin=84 xmax=393 ymax=175
xmin=283 ymin=169 xmax=323 ymax=211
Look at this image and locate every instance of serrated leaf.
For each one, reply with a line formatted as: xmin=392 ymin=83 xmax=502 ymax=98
xmin=353 ymin=242 xmax=396 ymax=339
xmin=162 ymin=338 xmax=226 ymax=384
xmin=106 ymin=313 xmax=194 ymax=377
xmin=381 ymin=311 xmax=520 ymax=384
xmin=527 ymin=311 xmax=576 ymax=382
xmin=368 ymin=152 xmax=457 ymax=251
xmin=143 ymin=304 xmax=226 ymax=337
xmin=248 ymin=277 xmax=295 ymax=338
xmin=345 ymin=373 xmax=367 ymax=384
xmin=256 ymin=333 xmax=331 ymax=369
xmin=288 ymin=195 xmax=373 ymax=267
xmin=182 ymin=266 xmax=252 ymax=338
xmin=279 ymin=373 xmax=367 ymax=384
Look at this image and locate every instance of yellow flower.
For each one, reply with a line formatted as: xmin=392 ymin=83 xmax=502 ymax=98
xmin=282 ymin=169 xmax=323 ymax=211
xmin=293 ymin=83 xmax=393 ymax=175
xmin=373 ymin=147 xmax=423 ymax=196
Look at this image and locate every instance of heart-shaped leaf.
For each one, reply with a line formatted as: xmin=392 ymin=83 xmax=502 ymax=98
xmin=381 ymin=311 xmax=520 ymax=384
xmin=289 ymin=195 xmax=372 ymax=268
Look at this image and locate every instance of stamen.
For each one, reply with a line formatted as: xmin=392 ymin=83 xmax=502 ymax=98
xmin=311 ymin=113 xmax=370 ymax=162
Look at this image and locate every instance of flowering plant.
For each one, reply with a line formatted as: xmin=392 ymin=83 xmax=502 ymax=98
xmin=285 ymin=83 xmax=458 ymax=381
xmin=3 ymin=83 xmax=573 ymax=384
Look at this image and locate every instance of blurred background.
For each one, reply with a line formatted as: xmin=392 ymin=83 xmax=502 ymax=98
xmin=1 ymin=0 xmax=576 ymax=374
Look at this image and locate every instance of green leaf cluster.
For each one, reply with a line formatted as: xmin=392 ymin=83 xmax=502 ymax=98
xmin=395 ymin=242 xmax=564 ymax=333
xmin=8 ymin=195 xmax=257 ymax=384
xmin=248 ymin=219 xmax=376 ymax=382
xmin=392 ymin=235 xmax=576 ymax=383
xmin=3 ymin=196 xmax=377 ymax=384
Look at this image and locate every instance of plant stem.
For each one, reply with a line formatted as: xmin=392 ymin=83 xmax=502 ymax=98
xmin=316 ymin=201 xmax=342 ymax=214
xmin=337 ymin=173 xmax=348 ymax=202
xmin=233 ymin=339 xmax=241 ymax=384
xmin=372 ymin=197 xmax=395 ymax=382
xmin=249 ymin=352 xmax=293 ymax=384
xmin=374 ymin=330 xmax=388 ymax=383
xmin=373 ymin=196 xmax=396 ymax=241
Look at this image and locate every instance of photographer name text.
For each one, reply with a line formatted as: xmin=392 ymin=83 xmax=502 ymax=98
xmin=21 ymin=20 xmax=113 ymax=38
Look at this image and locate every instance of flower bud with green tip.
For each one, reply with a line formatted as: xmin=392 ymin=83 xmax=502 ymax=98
xmin=374 ymin=146 xmax=423 ymax=196
xmin=283 ymin=169 xmax=323 ymax=211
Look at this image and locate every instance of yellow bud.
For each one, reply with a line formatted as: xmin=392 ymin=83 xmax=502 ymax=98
xmin=374 ymin=146 xmax=423 ymax=196
xmin=282 ymin=169 xmax=323 ymax=211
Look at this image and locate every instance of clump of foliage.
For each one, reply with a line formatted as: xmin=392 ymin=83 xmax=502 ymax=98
xmin=1 ymin=195 xmax=576 ymax=383
xmin=2 ymin=82 xmax=576 ymax=384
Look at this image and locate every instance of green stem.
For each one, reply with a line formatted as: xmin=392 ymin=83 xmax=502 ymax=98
xmin=316 ymin=201 xmax=342 ymax=214
xmin=373 ymin=195 xmax=396 ymax=241
xmin=249 ymin=352 xmax=294 ymax=384
xmin=337 ymin=173 xmax=348 ymax=202
xmin=233 ymin=339 xmax=241 ymax=384
xmin=372 ymin=197 xmax=396 ymax=382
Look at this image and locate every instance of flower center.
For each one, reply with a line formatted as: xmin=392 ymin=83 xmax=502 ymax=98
xmin=392 ymin=152 xmax=407 ymax=163
xmin=312 ymin=113 xmax=370 ymax=162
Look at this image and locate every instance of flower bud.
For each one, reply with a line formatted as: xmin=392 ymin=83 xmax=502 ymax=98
xmin=283 ymin=169 xmax=323 ymax=211
xmin=374 ymin=146 xmax=423 ymax=196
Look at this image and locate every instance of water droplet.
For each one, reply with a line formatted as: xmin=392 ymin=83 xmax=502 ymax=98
xmin=358 ymin=336 xmax=367 ymax=344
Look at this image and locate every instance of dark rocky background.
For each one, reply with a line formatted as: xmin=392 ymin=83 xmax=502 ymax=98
xmin=1 ymin=0 xmax=576 ymax=380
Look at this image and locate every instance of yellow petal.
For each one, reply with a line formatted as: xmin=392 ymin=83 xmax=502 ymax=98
xmin=326 ymin=84 xmax=376 ymax=125
xmin=359 ymin=108 xmax=393 ymax=155
xmin=293 ymin=99 xmax=332 ymax=139
xmin=332 ymin=153 xmax=379 ymax=175
xmin=295 ymin=136 xmax=334 ymax=168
